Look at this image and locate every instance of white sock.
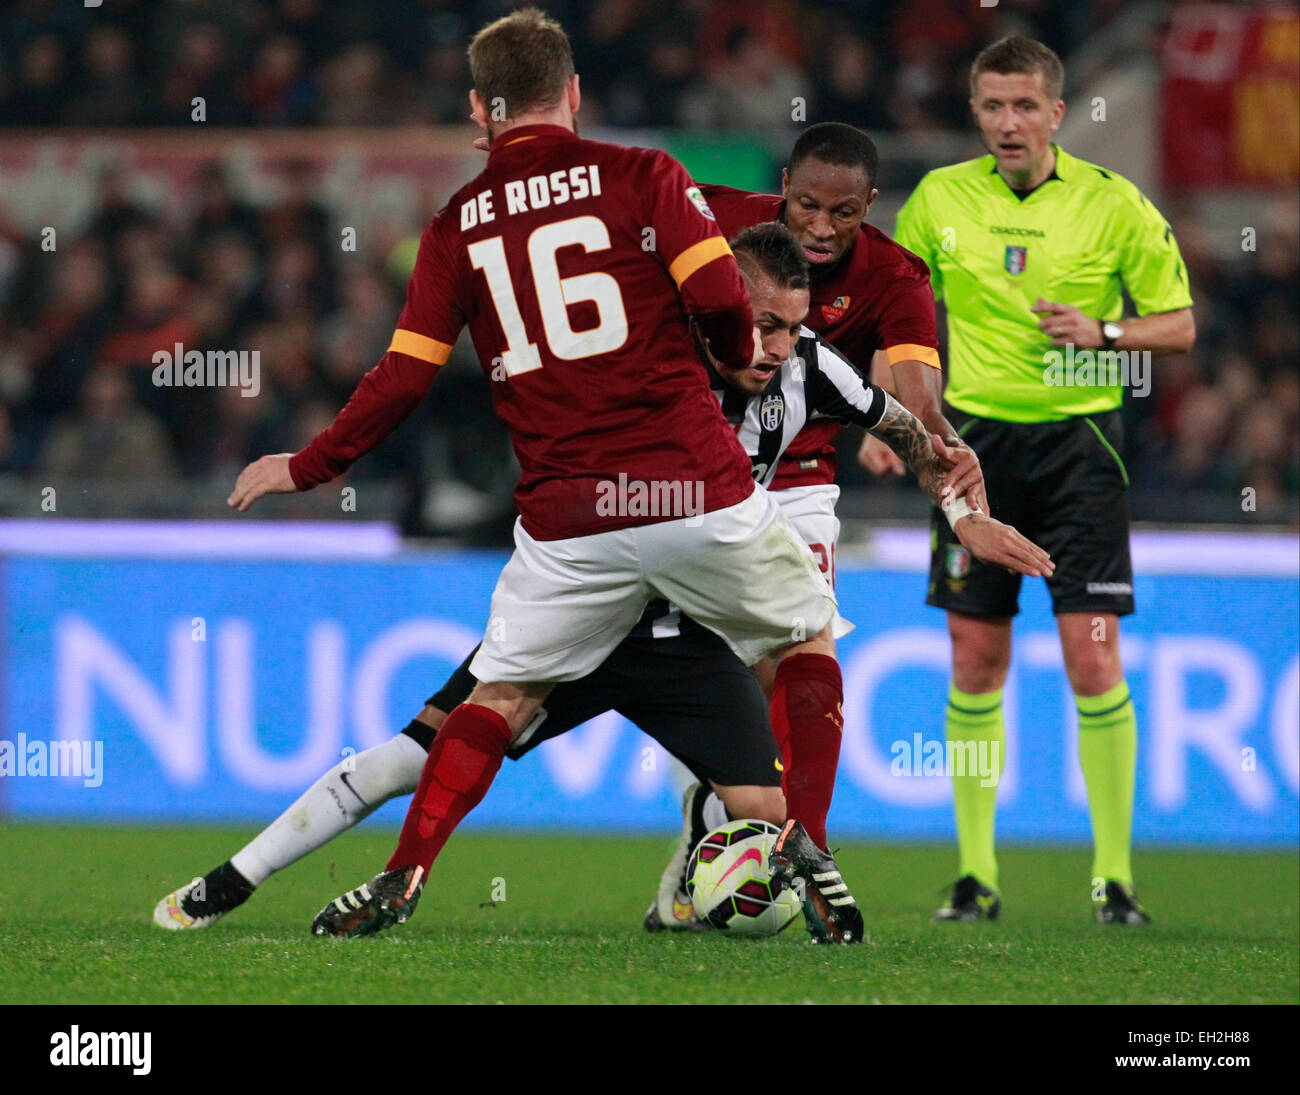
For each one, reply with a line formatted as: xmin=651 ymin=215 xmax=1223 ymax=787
xmin=230 ymin=734 xmax=428 ymax=886
xmin=702 ymin=790 xmax=731 ymax=831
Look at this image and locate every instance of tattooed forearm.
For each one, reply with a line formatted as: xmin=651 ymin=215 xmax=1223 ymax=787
xmin=869 ymin=392 xmax=949 ymax=507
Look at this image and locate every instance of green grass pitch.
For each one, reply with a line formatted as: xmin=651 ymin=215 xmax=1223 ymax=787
xmin=1 ymin=822 xmax=1295 ymax=1004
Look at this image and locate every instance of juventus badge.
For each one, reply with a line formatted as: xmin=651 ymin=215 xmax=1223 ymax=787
xmin=760 ymin=392 xmax=785 ymax=431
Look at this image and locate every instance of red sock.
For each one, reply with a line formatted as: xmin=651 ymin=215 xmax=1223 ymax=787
xmin=387 ymin=703 xmax=512 ymax=874
xmin=770 ymin=653 xmax=843 ymax=851
xmin=769 ymin=679 xmax=795 ymax=775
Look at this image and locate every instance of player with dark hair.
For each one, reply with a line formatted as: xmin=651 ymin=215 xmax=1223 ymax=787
xmin=730 ymin=220 xmax=814 ymax=291
xmin=897 ymin=35 xmax=1195 ymax=923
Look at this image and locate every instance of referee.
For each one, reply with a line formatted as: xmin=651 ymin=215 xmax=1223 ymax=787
xmin=892 ymin=36 xmax=1195 ymax=924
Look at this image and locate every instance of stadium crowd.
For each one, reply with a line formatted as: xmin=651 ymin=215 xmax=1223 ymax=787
xmin=0 ymin=0 xmax=1130 ymax=131
xmin=0 ymin=0 xmax=1294 ymax=529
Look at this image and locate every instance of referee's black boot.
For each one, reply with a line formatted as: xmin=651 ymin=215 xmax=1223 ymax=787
xmin=1095 ymin=880 xmax=1151 ymax=925
xmin=933 ymin=874 xmax=1001 ymax=922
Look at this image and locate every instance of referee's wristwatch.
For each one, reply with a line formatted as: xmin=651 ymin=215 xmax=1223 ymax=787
xmin=1101 ymin=321 xmax=1124 ymax=350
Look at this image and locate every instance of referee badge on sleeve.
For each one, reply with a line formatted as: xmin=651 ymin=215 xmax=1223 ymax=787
xmin=1004 ymin=246 xmax=1027 ymax=275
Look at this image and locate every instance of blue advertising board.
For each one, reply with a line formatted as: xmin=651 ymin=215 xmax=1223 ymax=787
xmin=1 ymin=540 xmax=1296 ymax=846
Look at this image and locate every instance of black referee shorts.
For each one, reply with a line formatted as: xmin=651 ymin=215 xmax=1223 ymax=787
xmin=928 ymin=406 xmax=1135 ymax=619
xmin=413 ymin=632 xmax=782 ymax=788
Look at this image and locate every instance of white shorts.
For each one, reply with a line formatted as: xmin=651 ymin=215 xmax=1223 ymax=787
xmin=468 ymin=487 xmax=838 ymax=682
xmin=773 ymin=483 xmax=852 ymax=639
xmin=773 ymin=483 xmax=841 ymax=585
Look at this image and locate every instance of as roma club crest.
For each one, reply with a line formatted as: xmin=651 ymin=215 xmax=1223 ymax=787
xmin=760 ymin=392 xmax=785 ymax=430
xmin=1004 ymin=245 xmax=1027 ymax=276
xmin=821 ymin=295 xmax=851 ymax=323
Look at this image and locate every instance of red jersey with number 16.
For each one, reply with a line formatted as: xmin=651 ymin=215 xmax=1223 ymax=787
xmin=700 ymin=184 xmax=940 ymax=490
xmin=290 ymin=125 xmax=757 ymax=540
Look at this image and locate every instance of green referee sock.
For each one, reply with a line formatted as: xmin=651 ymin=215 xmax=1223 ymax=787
xmin=1076 ymin=681 xmax=1138 ymax=888
xmin=946 ymin=683 xmax=1006 ymax=893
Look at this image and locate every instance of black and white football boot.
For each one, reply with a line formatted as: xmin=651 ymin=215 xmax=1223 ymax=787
xmin=643 ymin=781 xmax=710 ymax=933
xmin=768 ymin=820 xmax=864 ymax=944
xmin=153 ymin=861 xmax=254 ymax=930
xmin=311 ymin=865 xmax=425 ymax=938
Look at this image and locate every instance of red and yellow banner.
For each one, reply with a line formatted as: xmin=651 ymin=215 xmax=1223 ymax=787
xmin=1162 ymin=4 xmax=1300 ymax=188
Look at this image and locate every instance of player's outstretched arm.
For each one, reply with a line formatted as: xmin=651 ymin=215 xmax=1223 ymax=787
xmin=228 ymin=453 xmax=297 ymax=511
xmin=889 ymin=358 xmax=987 ymax=514
xmin=867 ymin=392 xmax=983 ymax=508
xmin=867 ymin=394 xmax=1053 ymax=578
xmin=232 ymin=343 xmax=442 ymax=511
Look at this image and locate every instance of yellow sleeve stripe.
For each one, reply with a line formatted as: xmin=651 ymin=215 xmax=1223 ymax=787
xmin=389 ymin=329 xmax=453 ymax=365
xmin=885 ymin=343 xmax=942 ymax=369
xmin=668 ymin=236 xmax=734 ymax=288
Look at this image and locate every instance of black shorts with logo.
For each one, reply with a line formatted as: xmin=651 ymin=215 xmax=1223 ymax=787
xmin=927 ymin=406 xmax=1135 ymax=618
xmin=417 ymin=625 xmax=782 ymax=788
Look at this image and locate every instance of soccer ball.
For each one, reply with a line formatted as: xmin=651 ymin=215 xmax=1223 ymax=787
xmin=685 ymin=819 xmax=801 ymax=935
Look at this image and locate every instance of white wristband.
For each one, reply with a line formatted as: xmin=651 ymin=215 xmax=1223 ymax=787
xmin=942 ymin=494 xmax=982 ymax=531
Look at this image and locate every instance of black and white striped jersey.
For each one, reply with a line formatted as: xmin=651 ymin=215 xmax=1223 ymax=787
xmin=627 ymin=328 xmax=891 ymax=646
xmin=710 ymin=327 xmax=888 ymax=487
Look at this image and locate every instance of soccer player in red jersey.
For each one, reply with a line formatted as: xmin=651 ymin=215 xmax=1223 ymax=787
xmin=702 ymin=124 xmax=967 ymax=507
xmin=226 ymin=10 xmax=889 ymax=942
